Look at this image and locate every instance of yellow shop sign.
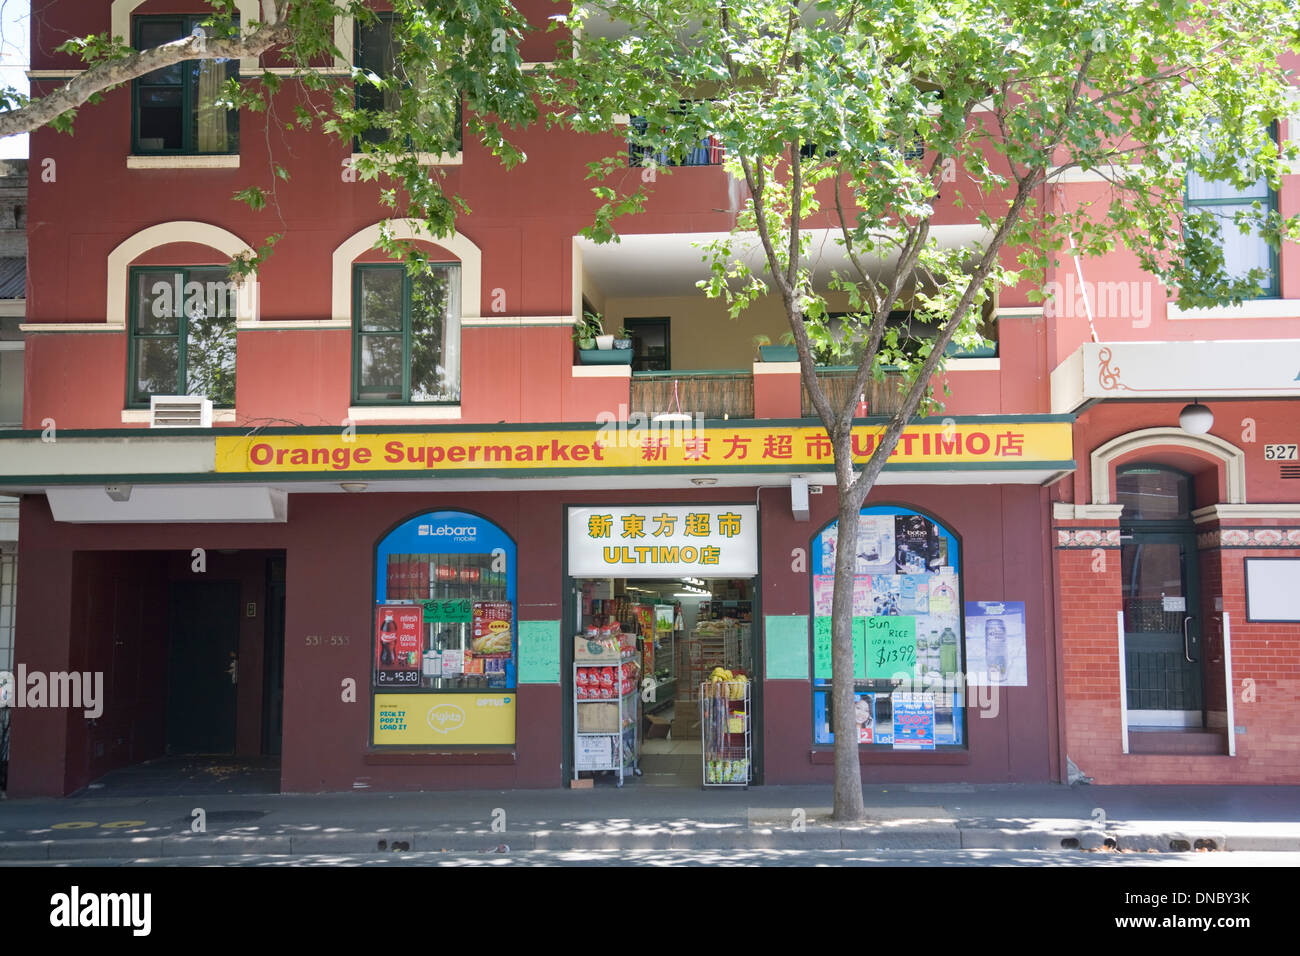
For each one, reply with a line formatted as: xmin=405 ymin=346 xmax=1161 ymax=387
xmin=373 ymin=693 xmax=516 ymax=746
xmin=216 ymin=421 xmax=1072 ymax=474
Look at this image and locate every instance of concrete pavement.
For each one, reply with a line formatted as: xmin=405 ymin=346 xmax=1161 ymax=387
xmin=2 ymin=782 xmax=1299 ymax=861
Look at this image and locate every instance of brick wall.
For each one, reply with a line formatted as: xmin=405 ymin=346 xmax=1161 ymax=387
xmin=1059 ymin=516 xmax=1300 ymax=784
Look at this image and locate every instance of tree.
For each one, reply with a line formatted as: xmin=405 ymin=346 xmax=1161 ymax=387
xmin=5 ymin=0 xmax=538 ymax=270
xmin=549 ymin=0 xmax=1300 ymax=819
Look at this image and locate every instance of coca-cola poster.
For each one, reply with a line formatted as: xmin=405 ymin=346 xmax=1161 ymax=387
xmin=375 ymin=605 xmax=423 ymax=686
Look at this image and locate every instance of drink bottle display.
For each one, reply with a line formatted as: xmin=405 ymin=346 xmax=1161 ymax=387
xmin=939 ymin=626 xmax=958 ymax=677
xmin=985 ymin=618 xmax=1008 ymax=682
xmin=379 ymin=611 xmax=396 ymax=666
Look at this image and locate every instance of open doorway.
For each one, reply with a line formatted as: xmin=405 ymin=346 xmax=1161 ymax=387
xmin=573 ymin=576 xmax=757 ymax=787
xmin=67 ymin=548 xmax=286 ymax=796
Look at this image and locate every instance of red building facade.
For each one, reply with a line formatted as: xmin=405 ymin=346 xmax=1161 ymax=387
xmin=2 ymin=2 xmax=1297 ymax=795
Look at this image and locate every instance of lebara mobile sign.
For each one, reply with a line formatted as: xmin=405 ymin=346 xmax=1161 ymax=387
xmin=214 ymin=422 xmax=1073 ymax=474
xmin=567 ymin=505 xmax=759 ymax=577
xmin=373 ymin=693 xmax=516 ymax=746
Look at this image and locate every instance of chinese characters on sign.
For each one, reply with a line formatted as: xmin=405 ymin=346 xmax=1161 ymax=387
xmin=567 ymin=506 xmax=759 ymax=577
xmin=218 ymin=422 xmax=1070 ymax=474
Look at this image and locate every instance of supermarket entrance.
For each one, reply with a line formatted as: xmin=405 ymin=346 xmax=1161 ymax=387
xmin=571 ymin=575 xmax=758 ymax=787
xmin=566 ymin=503 xmax=761 ymax=789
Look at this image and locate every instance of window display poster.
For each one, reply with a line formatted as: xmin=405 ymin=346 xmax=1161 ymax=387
xmin=374 ymin=693 xmax=515 ymax=746
xmin=812 ymin=616 xmax=867 ymax=680
xmin=855 ymin=694 xmax=874 ymax=743
xmin=375 ymin=605 xmax=423 ymax=686
xmin=813 ymin=574 xmax=873 ymax=616
xmin=864 ymin=614 xmax=917 ymax=680
xmin=376 ymin=510 xmax=516 ymax=605
xmin=856 ymin=515 xmax=896 ymax=575
xmin=892 ymin=692 xmax=935 ymax=750
xmin=814 ymin=690 xmax=896 ymax=745
xmin=470 ymin=601 xmax=514 ymax=657
xmin=894 ymin=514 xmax=936 ymax=574
xmin=964 ymin=601 xmax=1028 ymax=686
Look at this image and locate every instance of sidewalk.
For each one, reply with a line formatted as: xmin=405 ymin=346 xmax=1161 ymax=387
xmin=2 ymin=783 xmax=1299 ymax=860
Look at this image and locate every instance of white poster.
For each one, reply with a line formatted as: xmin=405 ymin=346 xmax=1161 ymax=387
xmin=567 ymin=505 xmax=758 ymax=577
xmin=964 ymin=601 xmax=1028 ymax=686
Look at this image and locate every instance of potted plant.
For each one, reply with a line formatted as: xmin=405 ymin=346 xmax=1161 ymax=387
xmin=572 ymin=311 xmax=600 ymax=351
xmin=576 ymin=312 xmax=633 ymax=364
xmin=752 ymin=331 xmax=798 ymax=362
xmin=613 ymin=327 xmax=632 ymax=350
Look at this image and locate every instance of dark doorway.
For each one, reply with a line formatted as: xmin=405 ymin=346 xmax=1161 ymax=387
xmin=262 ymin=555 xmax=286 ymax=755
xmin=166 ymin=581 xmax=240 ymax=753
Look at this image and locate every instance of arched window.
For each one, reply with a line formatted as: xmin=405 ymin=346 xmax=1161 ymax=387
xmin=1117 ymin=466 xmax=1193 ymax=522
xmin=371 ymin=510 xmax=517 ymax=747
xmin=809 ymin=505 xmax=987 ymax=750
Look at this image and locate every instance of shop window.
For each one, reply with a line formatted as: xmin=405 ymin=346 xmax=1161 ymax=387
xmin=1185 ymin=123 xmax=1280 ymax=298
xmin=128 ymin=266 xmax=237 ymax=407
xmin=132 ymin=15 xmax=239 ymax=155
xmin=372 ymin=511 xmax=517 ymax=747
xmin=810 ymin=505 xmax=973 ymax=749
xmin=353 ymin=12 xmax=462 ymax=151
xmin=352 ymin=262 xmax=461 ymax=403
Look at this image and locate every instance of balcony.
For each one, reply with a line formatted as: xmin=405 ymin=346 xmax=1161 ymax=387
xmin=630 ymin=370 xmax=753 ymax=420
xmin=802 ymin=368 xmax=906 ymax=418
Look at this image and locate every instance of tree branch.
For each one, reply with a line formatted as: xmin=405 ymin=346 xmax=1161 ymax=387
xmin=0 ymin=20 xmax=296 ymax=139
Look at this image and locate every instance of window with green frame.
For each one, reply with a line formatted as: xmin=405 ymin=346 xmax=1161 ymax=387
xmin=132 ymin=15 xmax=239 ymax=154
xmin=1185 ymin=123 xmax=1280 ymax=298
xmin=129 ymin=267 xmax=239 ymax=407
xmin=353 ymin=263 xmax=462 ymax=404
xmin=353 ymin=13 xmax=462 ymax=151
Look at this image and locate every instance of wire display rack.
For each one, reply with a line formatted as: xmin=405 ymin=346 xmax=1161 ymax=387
xmin=574 ymin=652 xmax=639 ymax=787
xmin=700 ymin=680 xmax=751 ymax=787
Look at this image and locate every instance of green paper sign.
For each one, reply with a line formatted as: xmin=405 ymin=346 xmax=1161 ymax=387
xmin=517 ymin=620 xmax=561 ymax=683
xmin=765 ymin=615 xmax=810 ymax=679
xmin=423 ymin=599 xmax=473 ymax=623
xmin=864 ymin=615 xmax=917 ymax=679
xmin=812 ymin=617 xmax=867 ymax=680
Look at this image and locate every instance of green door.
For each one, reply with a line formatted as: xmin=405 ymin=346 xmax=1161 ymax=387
xmin=1121 ymin=530 xmax=1202 ymax=714
xmin=1117 ymin=467 xmax=1203 ymax=722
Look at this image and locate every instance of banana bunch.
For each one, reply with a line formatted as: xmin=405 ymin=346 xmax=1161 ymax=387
xmin=710 ymin=668 xmax=748 ymax=699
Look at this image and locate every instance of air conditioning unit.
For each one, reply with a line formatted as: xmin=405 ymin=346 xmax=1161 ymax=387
xmin=149 ymin=395 xmax=213 ymax=428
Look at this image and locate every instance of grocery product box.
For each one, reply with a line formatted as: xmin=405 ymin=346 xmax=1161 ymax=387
xmin=577 ymin=702 xmax=620 ymax=733
xmin=574 ymin=635 xmax=622 ymax=661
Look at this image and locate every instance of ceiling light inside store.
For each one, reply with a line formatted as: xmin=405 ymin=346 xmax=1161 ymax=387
xmin=691 ymin=478 xmax=717 ymax=486
xmin=340 ymin=482 xmax=369 ymax=493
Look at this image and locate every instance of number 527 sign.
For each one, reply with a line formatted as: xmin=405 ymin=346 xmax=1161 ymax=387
xmin=1264 ymin=444 xmax=1297 ymax=461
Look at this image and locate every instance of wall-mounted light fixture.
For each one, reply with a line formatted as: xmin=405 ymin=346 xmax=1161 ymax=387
xmin=1179 ymin=401 xmax=1213 ymax=435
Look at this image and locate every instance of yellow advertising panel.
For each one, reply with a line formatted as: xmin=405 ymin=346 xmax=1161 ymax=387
xmin=373 ymin=693 xmax=516 ymax=746
xmin=216 ymin=422 xmax=1071 ymax=474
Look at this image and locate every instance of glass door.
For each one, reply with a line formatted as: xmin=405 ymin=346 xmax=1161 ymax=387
xmin=1121 ymin=531 xmax=1202 ymax=716
xmin=1117 ymin=467 xmax=1203 ymax=724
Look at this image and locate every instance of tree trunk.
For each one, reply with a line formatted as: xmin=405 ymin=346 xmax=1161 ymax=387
xmin=830 ymin=476 xmax=868 ymax=820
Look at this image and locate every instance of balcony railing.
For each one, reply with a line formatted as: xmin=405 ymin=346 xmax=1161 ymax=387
xmin=802 ymin=368 xmax=905 ymax=418
xmin=628 ymin=115 xmax=725 ymax=167
xmin=630 ymin=371 xmax=754 ymax=420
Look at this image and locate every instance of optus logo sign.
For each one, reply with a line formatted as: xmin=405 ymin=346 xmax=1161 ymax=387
xmin=426 ymin=703 xmax=466 ymax=734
